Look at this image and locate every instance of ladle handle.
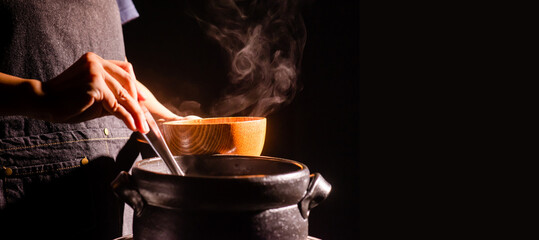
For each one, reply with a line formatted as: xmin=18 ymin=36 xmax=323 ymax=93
xmin=111 ymin=171 xmax=145 ymax=217
xmin=299 ymin=173 xmax=332 ymax=219
xmin=141 ymin=104 xmax=184 ymax=176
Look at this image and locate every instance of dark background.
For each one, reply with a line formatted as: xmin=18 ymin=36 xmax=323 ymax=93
xmin=123 ymin=1 xmax=359 ymax=239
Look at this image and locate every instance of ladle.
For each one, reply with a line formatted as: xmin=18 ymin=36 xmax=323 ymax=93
xmin=140 ymin=105 xmax=185 ymax=176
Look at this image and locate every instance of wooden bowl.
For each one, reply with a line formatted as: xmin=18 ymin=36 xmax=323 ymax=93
xmin=162 ymin=117 xmax=266 ymax=156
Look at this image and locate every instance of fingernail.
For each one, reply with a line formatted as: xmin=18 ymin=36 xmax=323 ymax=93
xmin=142 ymin=121 xmax=150 ymax=133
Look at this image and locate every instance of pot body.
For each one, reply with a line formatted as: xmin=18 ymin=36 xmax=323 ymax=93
xmin=133 ymin=205 xmax=307 ymax=240
xmin=112 ymin=155 xmax=331 ymax=240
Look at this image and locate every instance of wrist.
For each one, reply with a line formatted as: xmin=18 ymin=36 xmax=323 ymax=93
xmin=0 ymin=73 xmax=46 ymax=118
xmin=16 ymin=79 xmax=48 ymax=119
xmin=26 ymin=78 xmax=45 ymax=97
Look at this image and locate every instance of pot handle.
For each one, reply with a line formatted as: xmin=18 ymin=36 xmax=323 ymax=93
xmin=299 ymin=173 xmax=332 ymax=219
xmin=111 ymin=171 xmax=146 ymax=217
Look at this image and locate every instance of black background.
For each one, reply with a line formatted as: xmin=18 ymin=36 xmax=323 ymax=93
xmin=122 ymin=1 xmax=359 ymax=239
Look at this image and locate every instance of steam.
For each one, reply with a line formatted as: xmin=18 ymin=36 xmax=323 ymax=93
xmin=187 ymin=0 xmax=306 ymax=117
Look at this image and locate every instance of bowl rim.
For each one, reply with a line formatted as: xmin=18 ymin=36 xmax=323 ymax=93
xmin=162 ymin=116 xmax=266 ymax=126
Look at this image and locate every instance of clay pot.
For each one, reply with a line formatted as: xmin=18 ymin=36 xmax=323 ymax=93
xmin=111 ymin=155 xmax=331 ymax=240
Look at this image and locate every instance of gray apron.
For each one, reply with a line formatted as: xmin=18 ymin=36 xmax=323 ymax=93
xmin=0 ymin=0 xmax=149 ymax=239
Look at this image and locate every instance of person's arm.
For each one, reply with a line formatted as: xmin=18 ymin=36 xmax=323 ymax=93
xmin=0 ymin=52 xmax=149 ymax=133
xmin=135 ymin=80 xmax=186 ymax=121
xmin=0 ymin=72 xmax=44 ymax=118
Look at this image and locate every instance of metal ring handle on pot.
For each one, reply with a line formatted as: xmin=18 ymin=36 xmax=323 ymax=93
xmin=299 ymin=173 xmax=332 ymax=219
xmin=111 ymin=171 xmax=146 ymax=217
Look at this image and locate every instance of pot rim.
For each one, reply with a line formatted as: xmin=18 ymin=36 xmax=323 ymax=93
xmin=133 ymin=155 xmax=309 ymax=180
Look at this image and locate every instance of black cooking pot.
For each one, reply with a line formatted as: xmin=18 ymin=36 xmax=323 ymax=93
xmin=111 ymin=155 xmax=331 ymax=240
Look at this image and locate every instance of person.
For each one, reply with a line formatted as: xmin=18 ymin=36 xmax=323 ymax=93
xmin=0 ymin=0 xmax=189 ymax=239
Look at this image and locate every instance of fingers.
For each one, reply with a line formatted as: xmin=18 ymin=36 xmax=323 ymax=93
xmin=163 ymin=115 xmax=202 ymax=121
xmin=86 ymin=55 xmax=148 ymax=133
xmin=102 ymin=70 xmax=149 ymax=133
xmin=183 ymin=115 xmax=202 ymax=120
xmin=109 ymin=60 xmax=147 ymax=101
xmin=102 ymin=60 xmax=138 ymax=101
xmin=100 ymin=89 xmax=137 ymax=131
xmin=43 ymin=53 xmax=151 ymax=132
xmin=99 ymin=57 xmax=150 ymax=133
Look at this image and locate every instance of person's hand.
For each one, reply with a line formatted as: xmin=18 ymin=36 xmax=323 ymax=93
xmin=131 ymin=76 xmax=201 ymax=123
xmin=38 ymin=52 xmax=149 ymax=133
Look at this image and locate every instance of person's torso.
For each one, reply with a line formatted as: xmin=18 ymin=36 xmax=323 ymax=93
xmin=0 ymin=0 xmax=126 ymax=80
xmin=0 ymin=2 xmax=139 ymax=239
xmin=0 ymin=0 xmax=135 ymax=212
xmin=0 ymin=0 xmax=130 ymax=162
